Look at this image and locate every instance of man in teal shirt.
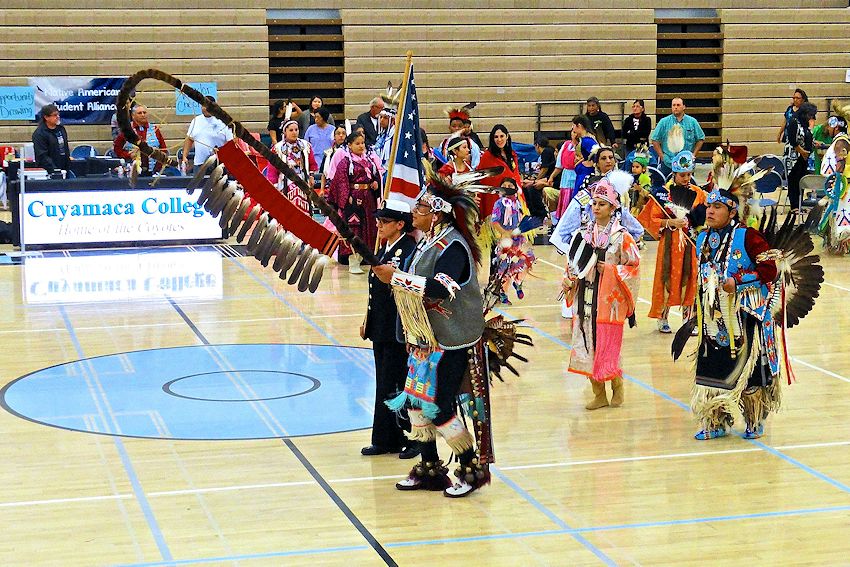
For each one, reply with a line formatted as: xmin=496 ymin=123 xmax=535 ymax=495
xmin=650 ymin=98 xmax=706 ymax=176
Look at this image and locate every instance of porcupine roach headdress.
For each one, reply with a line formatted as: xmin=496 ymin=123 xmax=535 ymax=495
xmin=115 ymin=69 xmax=381 ymax=294
xmin=832 ymin=99 xmax=850 ymax=126
xmin=446 ymin=102 xmax=476 ymax=123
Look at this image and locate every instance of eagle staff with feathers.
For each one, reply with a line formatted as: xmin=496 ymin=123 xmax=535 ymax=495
xmin=671 ymin=145 xmax=824 ymax=441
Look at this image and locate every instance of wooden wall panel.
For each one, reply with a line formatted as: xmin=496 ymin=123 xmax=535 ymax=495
xmin=341 ymin=9 xmax=657 ymax=143
xmin=0 ymin=8 xmax=268 ymax=152
xmin=720 ymin=8 xmax=850 ymax=153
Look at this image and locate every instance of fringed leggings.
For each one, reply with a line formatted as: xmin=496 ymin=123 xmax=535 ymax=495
xmin=415 ymin=348 xmax=476 ymax=467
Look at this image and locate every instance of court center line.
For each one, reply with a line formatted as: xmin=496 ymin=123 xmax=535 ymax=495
xmin=168 ymin=294 xmax=395 ymax=567
xmin=58 ymin=306 xmax=173 ymax=563
xmin=284 ymin=438 xmax=397 ymax=567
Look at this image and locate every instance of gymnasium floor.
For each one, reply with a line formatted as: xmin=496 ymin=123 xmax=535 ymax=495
xmin=0 ymin=235 xmax=848 ymax=566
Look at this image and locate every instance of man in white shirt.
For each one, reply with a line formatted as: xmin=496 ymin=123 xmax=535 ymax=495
xmin=181 ymin=96 xmax=233 ymax=173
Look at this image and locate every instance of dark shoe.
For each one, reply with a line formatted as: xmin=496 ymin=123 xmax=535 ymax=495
xmin=398 ymin=444 xmax=420 ymax=460
xmin=361 ymin=445 xmax=392 ymax=456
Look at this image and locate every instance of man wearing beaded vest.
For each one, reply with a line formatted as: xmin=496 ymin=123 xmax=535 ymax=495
xmin=371 ymin=181 xmax=488 ymax=498
xmin=690 ymin=188 xmax=779 ymax=440
xmin=672 ymin=146 xmax=823 ymax=442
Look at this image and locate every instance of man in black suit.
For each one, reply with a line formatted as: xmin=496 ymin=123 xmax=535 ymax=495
xmin=360 ymin=199 xmax=419 ymax=459
xmin=355 ymin=97 xmax=384 ymax=147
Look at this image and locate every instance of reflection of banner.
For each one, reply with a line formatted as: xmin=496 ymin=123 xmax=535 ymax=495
xmin=22 ymin=188 xmax=223 ymax=245
xmin=24 ymin=250 xmax=223 ymax=304
xmin=28 ymin=76 xmax=126 ymax=124
xmin=176 ymin=82 xmax=216 ymax=116
xmin=0 ymin=86 xmax=35 ymax=121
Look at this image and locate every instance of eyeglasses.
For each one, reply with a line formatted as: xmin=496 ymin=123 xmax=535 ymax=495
xmin=375 ymin=218 xmax=397 ymax=225
xmin=413 ymin=203 xmax=432 ymax=215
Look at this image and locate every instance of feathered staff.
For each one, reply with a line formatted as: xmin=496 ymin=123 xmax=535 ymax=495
xmin=115 ymin=69 xmax=380 ymax=270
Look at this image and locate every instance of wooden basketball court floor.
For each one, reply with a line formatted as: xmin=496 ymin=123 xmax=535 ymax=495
xmin=0 ymin=236 xmax=849 ymax=566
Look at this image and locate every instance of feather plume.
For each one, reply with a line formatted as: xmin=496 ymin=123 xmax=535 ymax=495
xmin=756 ymin=205 xmax=824 ymax=328
xmin=667 ymin=124 xmax=685 ymax=154
xmin=672 ymin=317 xmax=698 ymax=361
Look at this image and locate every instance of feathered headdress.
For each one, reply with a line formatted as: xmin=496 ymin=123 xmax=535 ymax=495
xmin=446 ymin=102 xmax=476 ymax=123
xmin=632 ymin=143 xmax=651 ymax=168
xmin=667 ymin=124 xmax=685 ymax=155
xmin=709 ymin=143 xmax=771 ymax=221
xmin=422 ymin=164 xmax=504 ymax=265
xmin=380 ymin=81 xmax=402 ymax=116
xmin=606 ymin=169 xmax=634 ymax=209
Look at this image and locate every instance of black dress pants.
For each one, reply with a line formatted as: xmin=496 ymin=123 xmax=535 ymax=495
xmin=371 ymin=341 xmax=410 ymax=448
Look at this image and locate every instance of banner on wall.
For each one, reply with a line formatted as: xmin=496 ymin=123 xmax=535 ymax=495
xmin=28 ymin=76 xmax=126 ymax=124
xmin=176 ymin=82 xmax=217 ymax=116
xmin=0 ymin=86 xmax=35 ymax=121
xmin=21 ymin=188 xmax=223 ymax=245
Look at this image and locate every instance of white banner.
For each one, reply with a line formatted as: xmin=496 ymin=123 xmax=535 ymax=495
xmin=22 ymin=188 xmax=223 ymax=245
xmin=24 ymin=250 xmax=223 ymax=304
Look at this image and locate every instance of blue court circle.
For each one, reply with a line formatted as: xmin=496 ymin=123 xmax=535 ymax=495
xmin=0 ymin=344 xmax=376 ymax=440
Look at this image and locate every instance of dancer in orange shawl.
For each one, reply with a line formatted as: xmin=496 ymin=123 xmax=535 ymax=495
xmin=562 ymin=179 xmax=641 ymax=410
xmin=637 ymin=150 xmax=707 ymax=333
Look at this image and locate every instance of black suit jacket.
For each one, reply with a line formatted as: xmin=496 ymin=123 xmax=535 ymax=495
xmin=356 ymin=111 xmax=379 ymax=147
xmin=364 ymin=234 xmax=417 ymax=343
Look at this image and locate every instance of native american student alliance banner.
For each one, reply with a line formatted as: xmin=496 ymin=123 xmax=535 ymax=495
xmin=22 ymin=188 xmax=223 ymax=245
xmin=28 ymin=77 xmax=126 ymax=124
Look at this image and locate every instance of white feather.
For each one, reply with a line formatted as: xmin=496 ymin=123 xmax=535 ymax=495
xmin=606 ymin=169 xmax=633 ymax=196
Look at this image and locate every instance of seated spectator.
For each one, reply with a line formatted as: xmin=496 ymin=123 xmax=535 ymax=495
xmin=623 ymin=99 xmax=652 ymax=152
xmin=113 ymin=104 xmax=167 ymax=176
xmin=298 ymin=95 xmax=334 ymax=138
xmin=32 ymin=104 xmax=71 ymax=178
xmin=585 ymin=97 xmax=617 ymax=148
xmin=181 ymin=96 xmax=233 ymax=174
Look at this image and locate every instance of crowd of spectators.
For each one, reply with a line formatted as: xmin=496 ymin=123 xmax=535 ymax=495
xmin=19 ymin=87 xmax=842 ymax=223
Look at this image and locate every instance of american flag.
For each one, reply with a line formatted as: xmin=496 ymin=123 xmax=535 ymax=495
xmin=387 ymin=64 xmax=425 ymax=206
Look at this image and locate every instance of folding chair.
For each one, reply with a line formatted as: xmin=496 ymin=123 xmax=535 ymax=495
xmin=70 ymin=144 xmax=96 ymax=159
xmin=799 ymin=174 xmax=827 ymax=215
xmin=755 ymin=154 xmax=786 ymax=183
xmin=751 ymin=170 xmax=784 ymax=208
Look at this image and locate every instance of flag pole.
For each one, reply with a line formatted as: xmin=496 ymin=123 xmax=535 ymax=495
xmin=375 ymin=51 xmax=413 ymax=254
xmin=381 ymin=50 xmax=413 ymax=205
